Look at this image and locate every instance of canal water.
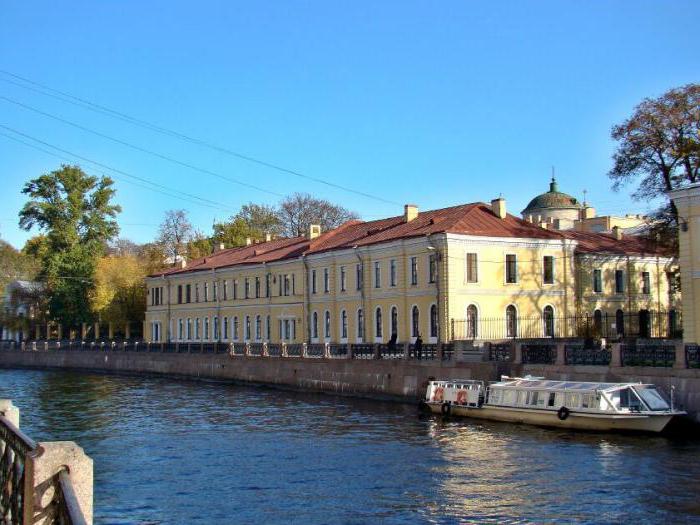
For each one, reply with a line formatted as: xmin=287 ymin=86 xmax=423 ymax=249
xmin=1 ymin=369 xmax=699 ymax=524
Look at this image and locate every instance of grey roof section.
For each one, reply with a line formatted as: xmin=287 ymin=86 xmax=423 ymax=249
xmin=5 ymin=280 xmax=45 ymax=294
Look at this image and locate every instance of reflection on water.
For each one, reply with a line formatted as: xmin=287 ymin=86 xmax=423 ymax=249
xmin=1 ymin=369 xmax=699 ymax=524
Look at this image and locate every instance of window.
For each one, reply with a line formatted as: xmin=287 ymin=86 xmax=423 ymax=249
xmin=411 ymin=257 xmax=418 ymax=285
xmin=223 ymin=317 xmax=229 ymax=339
xmin=615 ymin=270 xmax=625 ymax=294
xmin=255 ymin=315 xmax=261 ymax=340
xmin=195 ymin=318 xmax=200 ymax=339
xmin=255 ymin=277 xmax=261 ymax=298
xmin=341 ymin=310 xmax=348 ymax=339
xmin=506 ymin=305 xmax=517 ymax=338
xmin=593 ymin=269 xmax=602 ymax=293
xmin=266 ymin=274 xmax=271 ymax=298
xmin=466 ymin=305 xmax=478 ymax=339
xmin=312 ymin=312 xmax=319 ymax=339
xmin=178 ymin=319 xmax=184 ymax=340
xmin=186 ymin=284 xmax=191 ymax=303
xmin=233 ymin=280 xmax=238 ymax=300
xmin=213 ymin=282 xmax=218 ymax=301
xmin=223 ymin=280 xmax=228 ymax=300
xmin=186 ymin=318 xmax=192 ymax=340
xmin=466 ymin=253 xmax=478 ymax=283
xmin=324 ymin=268 xmax=330 ymax=293
xmin=390 ymin=259 xmax=397 ymax=287
xmin=195 ymin=284 xmax=200 ymax=302
xmin=543 ymin=256 xmax=554 ymax=284
xmin=283 ymin=274 xmax=290 ymax=296
xmin=642 ymin=272 xmax=651 ymax=295
xmin=340 ymin=266 xmax=346 ymax=292
xmin=324 ymin=311 xmax=331 ymax=339
xmin=593 ymin=309 xmax=603 ymax=334
xmin=213 ymin=317 xmax=219 ymax=340
xmin=543 ymin=305 xmax=554 ymax=337
xmin=245 ymin=278 xmax=250 ymax=299
xmin=356 ymin=264 xmax=363 ymax=290
xmin=233 ymin=317 xmax=239 ymax=340
xmin=411 ymin=306 xmax=420 ymax=338
xmin=505 ymin=254 xmax=517 ymax=284
xmin=429 ymin=254 xmax=437 ymax=283
xmin=311 ymin=270 xmax=317 ymax=294
xmin=430 ymin=304 xmax=438 ymax=338
xmin=391 ymin=306 xmax=398 ymax=336
xmin=266 ymin=315 xmax=271 ymax=340
xmin=616 ymin=309 xmax=625 ymax=336
xmin=357 ymin=309 xmax=364 ymax=339
xmin=374 ymin=261 xmax=381 ymax=288
xmin=244 ymin=316 xmax=251 ymax=340
xmin=204 ymin=283 xmax=209 ymax=302
xmin=204 ymin=318 xmax=209 ymax=339
xmin=375 ymin=307 xmax=383 ymax=338
xmin=177 ymin=285 xmax=183 ymax=304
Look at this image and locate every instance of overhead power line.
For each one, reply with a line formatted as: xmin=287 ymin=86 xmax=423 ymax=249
xmin=0 ymin=70 xmax=401 ymax=206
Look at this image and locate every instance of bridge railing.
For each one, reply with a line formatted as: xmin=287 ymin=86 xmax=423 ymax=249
xmin=0 ymin=400 xmax=92 ymax=525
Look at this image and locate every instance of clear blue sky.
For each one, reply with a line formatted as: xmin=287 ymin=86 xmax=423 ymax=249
xmin=1 ymin=1 xmax=698 ymax=249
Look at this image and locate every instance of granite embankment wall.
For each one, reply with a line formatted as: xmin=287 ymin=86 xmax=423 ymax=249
xmin=2 ymin=350 xmax=700 ymax=423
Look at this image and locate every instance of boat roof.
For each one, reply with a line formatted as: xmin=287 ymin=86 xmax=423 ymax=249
xmin=491 ymin=378 xmax=646 ymax=392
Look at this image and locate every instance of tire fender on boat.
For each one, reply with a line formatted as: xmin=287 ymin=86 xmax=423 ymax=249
xmin=557 ymin=406 xmax=570 ymax=421
xmin=441 ymin=402 xmax=451 ymax=416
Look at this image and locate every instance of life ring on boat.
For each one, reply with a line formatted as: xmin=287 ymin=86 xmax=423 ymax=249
xmin=441 ymin=402 xmax=451 ymax=416
xmin=455 ymin=390 xmax=468 ymax=405
xmin=432 ymin=386 xmax=444 ymax=402
xmin=557 ymin=406 xmax=570 ymax=421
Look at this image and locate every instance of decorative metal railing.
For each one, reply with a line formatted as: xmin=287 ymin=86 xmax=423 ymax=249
xmin=328 ymin=344 xmax=348 ymax=358
xmin=378 ymin=344 xmax=402 ymax=359
xmin=408 ymin=344 xmax=437 ymax=360
xmin=306 ymin=344 xmax=325 ymax=358
xmin=564 ymin=345 xmax=611 ymax=366
xmin=488 ymin=343 xmax=512 ymax=361
xmin=351 ymin=344 xmax=375 ymax=359
xmin=286 ymin=344 xmax=304 ymax=357
xmin=686 ymin=344 xmax=700 ymax=369
xmin=441 ymin=343 xmax=454 ymax=361
xmin=267 ymin=344 xmax=282 ymax=357
xmin=521 ymin=344 xmax=556 ymax=364
xmin=621 ymin=343 xmax=675 ymax=367
xmin=248 ymin=343 xmax=264 ymax=356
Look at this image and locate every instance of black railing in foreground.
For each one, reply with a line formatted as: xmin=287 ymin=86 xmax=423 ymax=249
xmin=408 ymin=344 xmax=437 ymax=360
xmin=521 ymin=344 xmax=556 ymax=364
xmin=452 ymin=310 xmax=682 ymax=340
xmin=286 ymin=344 xmax=304 ymax=357
xmin=565 ymin=345 xmax=611 ymax=366
xmin=328 ymin=344 xmax=348 ymax=358
xmin=488 ymin=343 xmax=512 ymax=361
xmin=378 ymin=344 xmax=402 ymax=359
xmin=621 ymin=343 xmax=675 ymax=367
xmin=686 ymin=344 xmax=700 ymax=369
xmin=351 ymin=344 xmax=375 ymax=359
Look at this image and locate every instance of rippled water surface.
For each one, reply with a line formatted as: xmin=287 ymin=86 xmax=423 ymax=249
xmin=1 ymin=369 xmax=700 ymax=524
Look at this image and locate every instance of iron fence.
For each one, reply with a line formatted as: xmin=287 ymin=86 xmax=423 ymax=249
xmin=686 ymin=344 xmax=700 ymax=368
xmin=408 ymin=343 xmax=437 ymax=360
xmin=621 ymin=343 xmax=675 ymax=367
xmin=286 ymin=344 xmax=304 ymax=357
xmin=328 ymin=344 xmax=348 ymax=358
xmin=452 ymin=310 xmax=682 ymax=341
xmin=351 ymin=344 xmax=375 ymax=359
xmin=565 ymin=345 xmax=611 ymax=366
xmin=488 ymin=343 xmax=512 ymax=361
xmin=306 ymin=344 xmax=325 ymax=358
xmin=521 ymin=344 xmax=556 ymax=364
xmin=378 ymin=344 xmax=403 ymax=359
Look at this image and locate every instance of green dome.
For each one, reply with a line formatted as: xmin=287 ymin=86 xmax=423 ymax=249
xmin=522 ymin=178 xmax=582 ymax=214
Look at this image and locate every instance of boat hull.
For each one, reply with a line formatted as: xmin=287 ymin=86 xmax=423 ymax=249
xmin=425 ymin=403 xmax=675 ymax=433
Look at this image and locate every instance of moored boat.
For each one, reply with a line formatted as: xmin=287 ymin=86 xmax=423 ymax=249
xmin=424 ymin=376 xmax=685 ymax=433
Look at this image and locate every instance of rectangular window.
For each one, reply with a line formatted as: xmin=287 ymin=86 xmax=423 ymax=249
xmin=177 ymin=285 xmax=183 ymax=304
xmin=543 ymin=256 xmax=554 ymax=284
xmin=203 ymin=283 xmax=208 ymax=302
xmin=213 ymin=282 xmax=218 ymax=301
xmin=356 ymin=264 xmax=363 ymax=290
xmin=411 ymin=257 xmax=418 ymax=285
xmin=186 ymin=284 xmax=191 ymax=303
xmin=292 ymin=274 xmax=296 ymax=295
xmin=505 ymin=254 xmax=517 ymax=284
xmin=593 ymin=269 xmax=602 ymax=293
xmin=340 ymin=266 xmax=346 ymax=292
xmin=284 ymin=274 xmax=291 ymax=296
xmin=255 ymin=277 xmax=261 ymax=298
xmin=466 ymin=253 xmax=478 ymax=283
xmin=223 ymin=281 xmax=228 ymax=301
xmin=324 ymin=268 xmax=329 ymax=293
xmin=615 ymin=269 xmax=625 ymax=294
xmin=429 ymin=254 xmax=437 ymax=283
xmin=245 ymin=278 xmax=250 ymax=299
xmin=266 ymin=274 xmax=271 ymax=298
xmin=390 ymin=259 xmax=397 ymax=287
xmin=642 ymin=272 xmax=651 ymax=295
xmin=195 ymin=284 xmax=200 ymax=302
xmin=233 ymin=280 xmax=238 ymax=300
xmin=374 ymin=261 xmax=381 ymax=288
xmin=311 ymin=269 xmax=317 ymax=294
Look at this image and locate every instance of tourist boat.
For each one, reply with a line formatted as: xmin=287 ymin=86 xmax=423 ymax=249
xmin=424 ymin=376 xmax=685 ymax=433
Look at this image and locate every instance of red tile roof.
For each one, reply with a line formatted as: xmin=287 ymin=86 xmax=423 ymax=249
xmin=561 ymin=230 xmax=672 ymax=257
xmin=150 ymin=203 xmax=673 ymax=277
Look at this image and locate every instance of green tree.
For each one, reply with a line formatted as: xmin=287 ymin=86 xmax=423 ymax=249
xmin=92 ymin=254 xmax=146 ymax=330
xmin=156 ymin=209 xmax=193 ymax=265
xmin=277 ymin=193 xmax=358 ymax=237
xmin=18 ymin=165 xmax=121 ymax=327
xmin=213 ymin=203 xmax=282 ymax=248
xmin=609 ymin=84 xmax=700 ymax=252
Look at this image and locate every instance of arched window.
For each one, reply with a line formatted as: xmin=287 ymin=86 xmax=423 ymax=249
xmin=178 ymin=319 xmax=184 ymax=340
xmin=255 ymin=315 xmax=261 ymax=340
xmin=391 ymin=306 xmax=398 ymax=336
xmin=204 ymin=317 xmax=210 ymax=340
xmin=266 ymin=315 xmax=271 ymax=340
xmin=593 ymin=309 xmax=603 ymax=335
xmin=341 ymin=310 xmax=348 ymax=339
xmin=324 ymin=311 xmax=331 ymax=339
xmin=411 ymin=306 xmax=420 ymax=338
xmin=430 ymin=304 xmax=438 ymax=338
xmin=195 ymin=318 xmax=201 ymax=339
xmin=543 ymin=305 xmax=554 ymax=338
xmin=357 ymin=309 xmax=364 ymax=340
xmin=375 ymin=307 xmax=383 ymax=338
xmin=466 ymin=305 xmax=478 ymax=339
xmin=245 ymin=315 xmax=251 ymax=340
xmin=616 ymin=309 xmax=625 ymax=336
xmin=187 ymin=318 xmax=192 ymax=340
xmin=506 ymin=305 xmax=517 ymax=338
xmin=312 ymin=312 xmax=319 ymax=339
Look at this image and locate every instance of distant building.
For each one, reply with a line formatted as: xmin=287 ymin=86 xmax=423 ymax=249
xmin=1 ymin=280 xmax=45 ymax=342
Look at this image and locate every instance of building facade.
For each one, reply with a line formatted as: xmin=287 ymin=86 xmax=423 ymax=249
xmin=145 ymin=198 xmax=678 ymax=344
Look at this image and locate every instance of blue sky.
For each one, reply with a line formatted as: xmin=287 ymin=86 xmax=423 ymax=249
xmin=1 ymin=1 xmax=698 ymax=249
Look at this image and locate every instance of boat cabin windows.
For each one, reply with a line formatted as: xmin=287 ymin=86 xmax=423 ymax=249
xmin=611 ymin=387 xmax=645 ymax=411
xmin=636 ymin=387 xmax=670 ymax=411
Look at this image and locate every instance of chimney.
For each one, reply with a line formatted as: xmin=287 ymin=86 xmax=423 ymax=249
xmin=245 ymin=237 xmax=253 ymax=246
xmin=491 ymin=197 xmax=506 ymax=219
xmin=612 ymin=226 xmax=623 ymax=240
xmin=309 ymin=224 xmax=321 ymax=240
xmin=179 ymin=257 xmax=187 ymax=269
xmin=580 ymin=205 xmax=596 ymax=220
xmin=404 ymin=204 xmax=418 ymax=223
xmin=213 ymin=242 xmax=225 ymax=253
xmin=265 ymin=233 xmax=272 ymax=242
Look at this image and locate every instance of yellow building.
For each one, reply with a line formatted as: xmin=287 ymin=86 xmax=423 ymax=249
xmin=145 ymin=196 xmax=678 ymax=344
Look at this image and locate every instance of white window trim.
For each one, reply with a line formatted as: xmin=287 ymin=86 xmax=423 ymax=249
xmin=466 ymin=303 xmax=480 ymax=339
xmin=505 ymin=303 xmax=518 ymax=338
xmin=542 ymin=304 xmax=555 ymax=337
xmin=465 ymin=252 xmax=479 ymax=284
xmin=410 ymin=303 xmax=420 ymax=343
xmin=542 ymin=255 xmax=555 ymax=286
xmin=428 ymin=302 xmax=438 ymax=344
xmin=374 ymin=306 xmax=383 ymax=342
xmin=339 ymin=309 xmax=348 ymax=343
xmin=504 ymin=253 xmax=518 ymax=285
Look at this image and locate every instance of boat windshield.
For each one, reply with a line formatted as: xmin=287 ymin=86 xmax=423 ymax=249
xmin=635 ymin=386 xmax=671 ymax=411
